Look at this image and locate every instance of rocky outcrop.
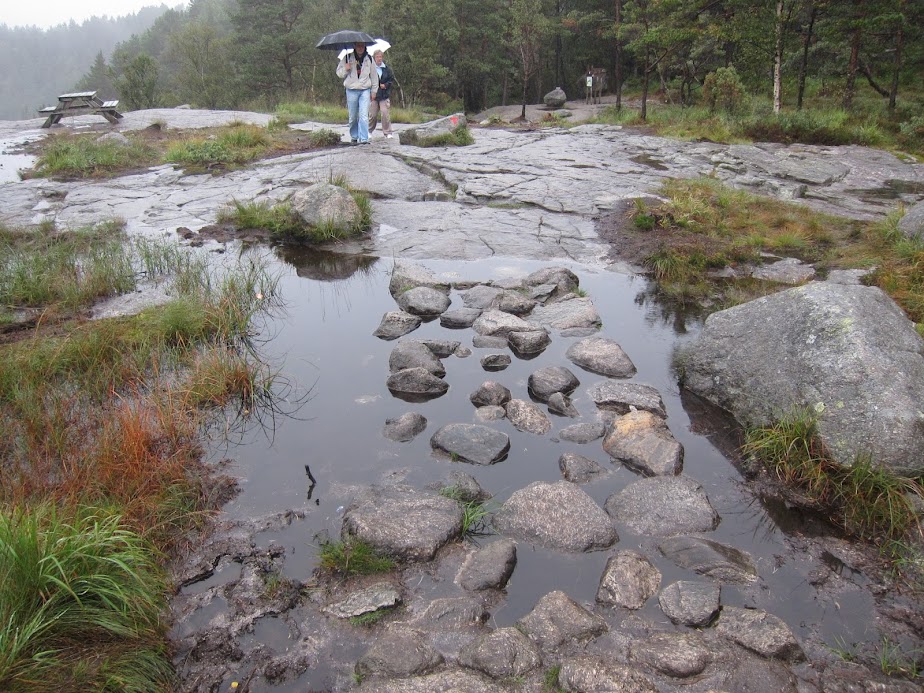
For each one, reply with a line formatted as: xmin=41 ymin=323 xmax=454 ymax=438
xmin=680 ymin=282 xmax=924 ymax=475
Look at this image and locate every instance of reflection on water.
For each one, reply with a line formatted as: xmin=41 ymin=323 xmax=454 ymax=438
xmin=274 ymin=246 xmax=379 ymax=282
xmin=633 ymin=281 xmax=708 ymax=334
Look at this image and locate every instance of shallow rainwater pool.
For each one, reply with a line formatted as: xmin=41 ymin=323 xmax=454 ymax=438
xmin=202 ymin=246 xmax=880 ymax=688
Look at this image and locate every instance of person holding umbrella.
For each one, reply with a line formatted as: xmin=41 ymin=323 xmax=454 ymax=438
xmin=336 ymin=42 xmax=379 ymax=145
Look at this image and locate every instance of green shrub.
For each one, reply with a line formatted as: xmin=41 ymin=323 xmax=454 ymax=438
xmin=898 ymin=115 xmax=924 ymax=149
xmin=703 ymin=67 xmax=745 ymax=114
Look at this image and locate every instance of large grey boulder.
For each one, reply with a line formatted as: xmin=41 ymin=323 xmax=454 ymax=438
xmin=605 ymin=476 xmax=719 ymax=537
xmin=494 ymin=481 xmax=617 ymax=552
xmin=473 ymin=309 xmax=533 ymax=337
xmin=517 ymin=591 xmax=607 ymax=649
xmin=341 ymin=485 xmax=463 ymax=561
xmin=898 ymin=200 xmax=924 ymax=240
xmin=289 ymin=183 xmax=360 ymax=231
xmin=602 ymin=410 xmax=684 ymax=476
xmin=399 ymin=113 xmax=467 ymax=146
xmin=544 ymin=87 xmax=568 ymax=108
xmin=430 ymin=423 xmax=510 ymax=465
xmin=680 ymin=283 xmax=924 ymax=476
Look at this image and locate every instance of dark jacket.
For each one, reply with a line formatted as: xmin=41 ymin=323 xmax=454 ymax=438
xmin=375 ymin=63 xmax=395 ymax=101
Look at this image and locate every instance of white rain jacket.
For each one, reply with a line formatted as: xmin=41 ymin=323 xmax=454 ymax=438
xmin=337 ymin=52 xmax=379 ymax=93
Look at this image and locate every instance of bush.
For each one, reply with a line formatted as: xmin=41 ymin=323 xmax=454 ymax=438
xmin=703 ymin=67 xmax=745 ymax=114
xmin=898 ymin=115 xmax=924 ymax=150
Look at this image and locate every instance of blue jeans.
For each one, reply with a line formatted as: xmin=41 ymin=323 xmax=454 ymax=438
xmin=346 ymin=88 xmax=370 ymax=142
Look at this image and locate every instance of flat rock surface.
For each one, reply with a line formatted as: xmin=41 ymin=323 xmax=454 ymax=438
xmin=605 ymin=476 xmax=719 ymax=537
xmin=430 ymin=423 xmax=510 ymax=465
xmin=494 ymin=481 xmax=617 ymax=552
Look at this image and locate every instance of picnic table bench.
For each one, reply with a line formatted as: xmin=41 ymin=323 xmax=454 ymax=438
xmin=38 ymin=91 xmax=123 ymax=128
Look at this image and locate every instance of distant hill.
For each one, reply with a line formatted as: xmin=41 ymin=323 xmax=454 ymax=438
xmin=0 ymin=6 xmax=172 ymax=121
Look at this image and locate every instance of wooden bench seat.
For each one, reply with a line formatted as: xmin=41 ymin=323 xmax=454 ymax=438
xmin=101 ymin=100 xmax=119 ymax=109
xmin=38 ymin=106 xmax=57 ymax=114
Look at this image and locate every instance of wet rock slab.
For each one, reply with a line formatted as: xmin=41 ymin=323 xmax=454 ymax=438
xmin=596 ymin=550 xmax=661 ymax=610
xmin=588 ymin=381 xmax=666 ymax=417
xmin=456 ymin=538 xmax=517 ymax=591
xmin=494 ymin=481 xmax=617 ymax=552
xmin=322 ymin=583 xmax=402 ymax=618
xmin=659 ymin=536 xmax=759 ymax=584
xmin=605 ymin=476 xmax=719 ymax=536
xmin=658 ymin=580 xmax=721 ymax=627
xmin=602 ymin=410 xmax=684 ymax=476
xmin=717 ymin=606 xmax=805 ymax=662
xmin=355 ymin=628 xmax=443 ymax=678
xmin=628 ymin=632 xmax=713 ymax=678
xmin=430 ymin=423 xmax=510 ymax=465
xmin=356 ymin=668 xmax=503 ymax=692
xmin=558 ymin=656 xmax=657 ymax=693
xmin=457 ymin=627 xmax=542 ymax=678
xmin=517 ymin=590 xmax=608 ymax=649
xmin=566 ymin=336 xmax=637 ymax=377
xmin=341 ymin=485 xmax=463 ymax=560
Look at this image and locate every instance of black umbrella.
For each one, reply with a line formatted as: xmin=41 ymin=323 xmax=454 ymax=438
xmin=316 ymin=30 xmax=376 ymax=51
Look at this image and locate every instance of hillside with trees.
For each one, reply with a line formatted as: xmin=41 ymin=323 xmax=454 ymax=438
xmin=0 ymin=6 xmax=173 ymax=120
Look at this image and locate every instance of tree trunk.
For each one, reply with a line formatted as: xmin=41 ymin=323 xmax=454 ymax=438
xmin=614 ymin=0 xmax=622 ymax=110
xmin=773 ymin=0 xmax=784 ymax=113
xmin=555 ymin=0 xmax=564 ymax=87
xmin=521 ymin=71 xmax=528 ymax=119
xmin=797 ymin=3 xmax=817 ymax=110
xmin=641 ymin=49 xmax=650 ymax=121
xmin=843 ymin=20 xmax=863 ymax=110
xmin=889 ymin=0 xmax=905 ymax=112
xmin=502 ymin=72 xmax=508 ymax=106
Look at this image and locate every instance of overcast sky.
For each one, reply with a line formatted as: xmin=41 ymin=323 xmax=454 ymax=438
xmin=0 ymin=1 xmax=180 ymax=30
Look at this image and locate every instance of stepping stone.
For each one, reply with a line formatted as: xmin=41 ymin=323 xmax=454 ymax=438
xmin=559 ymin=452 xmax=608 ymax=483
xmin=558 ymin=656 xmax=657 ymax=693
xmin=508 ymin=329 xmax=551 ymax=355
xmin=481 ymin=353 xmax=511 ymax=371
xmin=373 ymin=310 xmax=421 ymax=340
xmin=602 ymin=410 xmax=683 ymax=476
xmin=470 ymin=381 xmax=511 ymax=407
xmin=658 ymin=581 xmax=720 ymax=627
xmin=530 ymin=295 xmax=602 ymax=331
xmin=383 ymin=412 xmax=427 ymax=442
xmin=472 ymin=309 xmax=532 ymax=337
xmin=386 ymin=368 xmax=448 ymax=401
xmin=605 ymin=476 xmax=719 ymax=537
xmin=389 ymin=340 xmax=445 ymax=377
xmin=389 ymin=261 xmax=449 ymax=298
xmin=566 ymin=336 xmax=636 ymax=377
xmin=596 ymin=550 xmax=661 ymax=610
xmin=323 ymin=583 xmax=401 ymax=618
xmin=494 ymin=481 xmax=617 ymax=552
xmin=588 ymin=381 xmax=666 ymax=417
xmin=355 ymin=628 xmax=443 ymax=679
xmin=528 ymin=365 xmax=580 ymax=403
xmin=395 ymin=286 xmax=451 ymax=317
xmin=441 ymin=307 xmax=482 ymax=328
xmin=342 ymin=485 xmax=463 ymax=561
xmin=717 ymin=606 xmax=805 ymax=662
xmin=658 ymin=536 xmax=758 ymax=584
xmin=559 ymin=423 xmax=606 ymax=443
xmin=628 ymin=632 xmax=713 ymax=678
xmin=430 ymin=423 xmax=510 ymax=465
xmin=505 ymin=398 xmax=552 ymax=434
xmin=516 ymin=591 xmax=607 ymax=649
xmin=458 ymin=627 xmax=541 ymax=678
xmin=456 ymin=539 xmax=517 ymax=591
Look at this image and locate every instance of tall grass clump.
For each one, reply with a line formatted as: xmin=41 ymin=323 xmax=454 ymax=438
xmin=743 ymin=408 xmax=923 ymax=544
xmin=0 ymin=220 xmax=135 ymax=314
xmin=166 ymin=124 xmax=270 ymax=167
xmin=33 ymin=134 xmax=155 ymax=178
xmin=0 ymin=502 xmax=172 ymax=691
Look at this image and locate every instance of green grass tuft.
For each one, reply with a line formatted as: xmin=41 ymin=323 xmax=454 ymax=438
xmin=317 ymin=538 xmax=395 ymax=576
xmin=0 ymin=502 xmax=172 ymax=691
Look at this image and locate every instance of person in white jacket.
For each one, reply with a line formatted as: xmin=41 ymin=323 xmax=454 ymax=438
xmin=336 ymin=42 xmax=379 ymax=145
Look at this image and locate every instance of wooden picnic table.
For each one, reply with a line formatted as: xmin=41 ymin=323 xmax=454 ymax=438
xmin=38 ymin=91 xmax=123 ymax=128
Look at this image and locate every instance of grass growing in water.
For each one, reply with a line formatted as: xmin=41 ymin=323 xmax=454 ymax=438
xmin=742 ymin=408 xmax=923 ymax=544
xmin=317 ymin=538 xmax=395 ymax=576
xmin=0 ymin=502 xmax=172 ymax=691
xmin=438 ymin=487 xmax=493 ymax=537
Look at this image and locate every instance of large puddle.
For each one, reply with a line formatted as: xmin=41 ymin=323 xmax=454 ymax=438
xmin=197 ymin=245 xmax=880 ymax=689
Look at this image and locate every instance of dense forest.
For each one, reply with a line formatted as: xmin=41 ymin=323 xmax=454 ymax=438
xmin=5 ymin=0 xmax=924 ymax=128
xmin=0 ymin=6 xmax=172 ymax=120
xmin=73 ymin=0 xmax=923 ymax=121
